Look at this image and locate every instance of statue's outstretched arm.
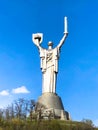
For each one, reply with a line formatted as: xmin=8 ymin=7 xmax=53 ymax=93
xmin=34 ymin=39 xmax=41 ymax=49
xmin=57 ymin=33 xmax=68 ymax=49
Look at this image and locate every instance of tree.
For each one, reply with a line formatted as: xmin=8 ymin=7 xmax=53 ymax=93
xmin=0 ymin=109 xmax=3 ymax=121
xmin=29 ymin=99 xmax=36 ymax=121
xmin=82 ymin=119 xmax=94 ymax=127
xmin=14 ymin=98 xmax=27 ymax=119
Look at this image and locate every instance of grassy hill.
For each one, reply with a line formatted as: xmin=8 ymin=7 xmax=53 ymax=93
xmin=0 ymin=119 xmax=98 ymax=130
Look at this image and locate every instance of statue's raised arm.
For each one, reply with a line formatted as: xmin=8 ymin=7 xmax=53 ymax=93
xmin=57 ymin=32 xmax=68 ymax=49
xmin=32 ymin=33 xmax=43 ymax=49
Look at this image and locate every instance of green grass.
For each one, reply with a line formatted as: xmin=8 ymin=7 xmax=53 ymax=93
xmin=0 ymin=119 xmax=98 ymax=130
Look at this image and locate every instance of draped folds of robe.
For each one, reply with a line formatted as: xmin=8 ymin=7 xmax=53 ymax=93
xmin=39 ymin=47 xmax=60 ymax=93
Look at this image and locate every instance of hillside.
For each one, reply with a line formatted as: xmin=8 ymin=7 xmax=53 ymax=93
xmin=0 ymin=119 xmax=98 ymax=130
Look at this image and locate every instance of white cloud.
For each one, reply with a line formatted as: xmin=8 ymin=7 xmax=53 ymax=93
xmin=93 ymin=119 xmax=98 ymax=127
xmin=0 ymin=90 xmax=9 ymax=96
xmin=12 ymin=86 xmax=30 ymax=94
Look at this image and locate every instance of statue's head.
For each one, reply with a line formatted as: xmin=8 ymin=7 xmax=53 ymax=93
xmin=48 ymin=41 xmax=53 ymax=49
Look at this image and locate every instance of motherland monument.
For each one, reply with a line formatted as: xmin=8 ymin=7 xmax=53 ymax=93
xmin=32 ymin=17 xmax=70 ymax=120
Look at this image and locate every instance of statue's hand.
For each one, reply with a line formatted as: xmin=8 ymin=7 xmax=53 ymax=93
xmin=34 ymin=34 xmax=41 ymax=40
xmin=64 ymin=32 xmax=68 ymax=36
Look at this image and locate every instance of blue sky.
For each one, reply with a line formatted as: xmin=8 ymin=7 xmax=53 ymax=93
xmin=0 ymin=0 xmax=98 ymax=126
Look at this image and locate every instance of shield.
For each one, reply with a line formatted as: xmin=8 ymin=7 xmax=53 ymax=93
xmin=32 ymin=33 xmax=43 ymax=45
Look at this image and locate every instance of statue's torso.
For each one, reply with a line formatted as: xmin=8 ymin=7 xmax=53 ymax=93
xmin=39 ymin=47 xmax=59 ymax=72
xmin=46 ymin=50 xmax=54 ymax=68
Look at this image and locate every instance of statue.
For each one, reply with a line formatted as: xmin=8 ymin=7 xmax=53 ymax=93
xmin=32 ymin=32 xmax=68 ymax=94
xmin=32 ymin=17 xmax=70 ymax=120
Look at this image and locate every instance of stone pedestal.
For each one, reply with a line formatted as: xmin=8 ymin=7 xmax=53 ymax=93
xmin=37 ymin=93 xmax=70 ymax=120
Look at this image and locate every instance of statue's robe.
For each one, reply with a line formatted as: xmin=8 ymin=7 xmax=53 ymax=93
xmin=39 ymin=47 xmax=60 ymax=93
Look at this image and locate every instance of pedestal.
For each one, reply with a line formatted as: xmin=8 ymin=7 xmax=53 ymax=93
xmin=37 ymin=93 xmax=70 ymax=120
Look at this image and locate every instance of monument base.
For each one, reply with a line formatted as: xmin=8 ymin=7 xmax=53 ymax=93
xmin=36 ymin=93 xmax=70 ymax=120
